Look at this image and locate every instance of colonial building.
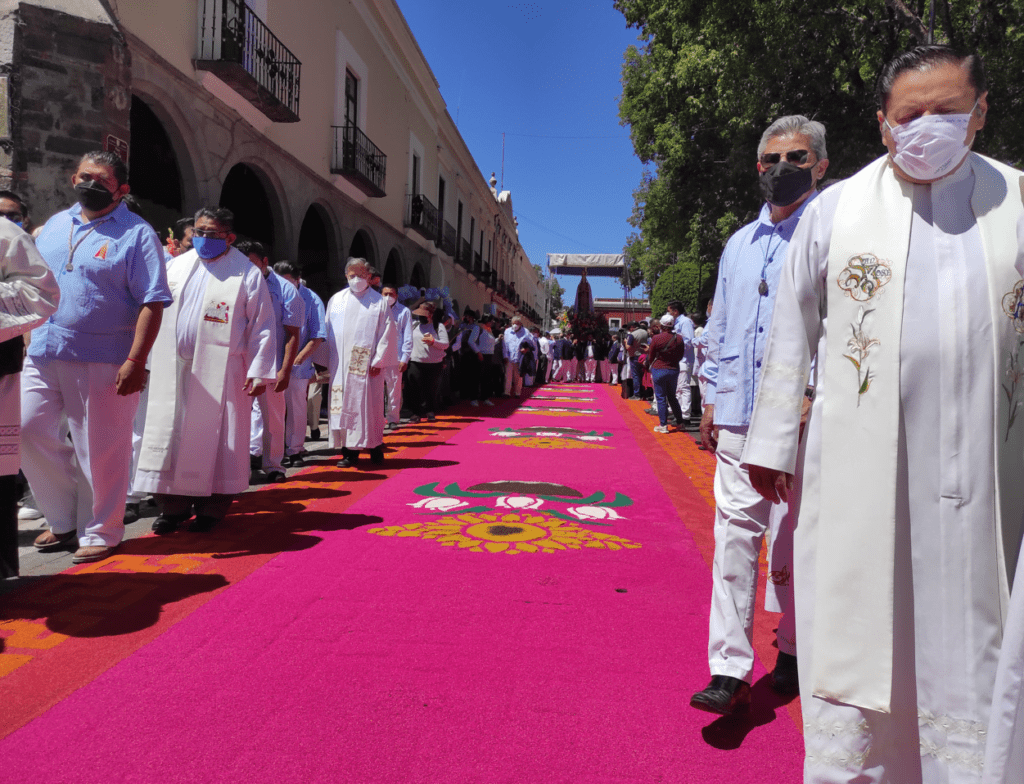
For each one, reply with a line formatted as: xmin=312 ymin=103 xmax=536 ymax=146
xmin=0 ymin=0 xmax=544 ymax=321
xmin=593 ymin=298 xmax=651 ymax=331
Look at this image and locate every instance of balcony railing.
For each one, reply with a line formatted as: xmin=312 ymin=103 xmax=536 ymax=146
xmin=331 ymin=125 xmax=386 ymax=197
xmin=458 ymin=238 xmax=472 ymax=270
xmin=405 ymin=194 xmax=438 ymax=242
xmin=195 ymin=0 xmax=301 ymax=122
xmin=473 ymin=252 xmax=482 ymax=274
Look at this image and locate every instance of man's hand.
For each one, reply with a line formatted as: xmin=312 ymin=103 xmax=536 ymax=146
xmin=699 ymin=404 xmax=718 ymax=451
xmin=399 ymin=361 xmax=408 ymax=373
xmin=369 ymin=366 xmax=381 ymax=377
xmin=244 ymin=378 xmax=266 ymax=397
xmin=115 ymin=360 xmax=148 ymax=396
xmin=476 ymin=352 xmax=483 ymax=362
xmin=748 ymin=464 xmax=794 ymax=504
xmin=273 ymin=368 xmax=291 ymax=393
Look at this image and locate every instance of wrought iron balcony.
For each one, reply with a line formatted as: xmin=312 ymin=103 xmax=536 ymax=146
xmin=474 ymin=252 xmax=482 ymax=274
xmin=195 ymin=0 xmax=301 ymax=122
xmin=405 ymin=194 xmax=438 ymax=242
xmin=440 ymin=221 xmax=457 ymax=258
xmin=331 ymin=125 xmax=386 ymax=197
xmin=458 ymin=239 xmax=472 ymax=270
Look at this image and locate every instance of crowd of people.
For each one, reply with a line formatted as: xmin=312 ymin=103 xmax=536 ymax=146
xmin=2 ymin=41 xmax=1024 ymax=784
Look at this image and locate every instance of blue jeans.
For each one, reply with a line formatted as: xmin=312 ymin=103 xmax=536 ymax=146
xmin=651 ymin=368 xmax=684 ymax=426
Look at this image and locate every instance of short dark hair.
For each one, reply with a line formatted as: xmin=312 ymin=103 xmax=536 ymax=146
xmin=876 ymin=45 xmax=987 ymax=113
xmin=194 ymin=206 xmax=234 ymax=232
xmin=0 ymin=189 xmax=29 ymax=218
xmin=79 ymin=151 xmax=129 ymax=186
xmin=175 ymin=216 xmax=195 ymax=234
xmin=235 ymin=238 xmax=267 ymax=258
xmin=274 ymin=260 xmax=300 ymax=278
xmin=667 ymin=300 xmax=683 ymax=312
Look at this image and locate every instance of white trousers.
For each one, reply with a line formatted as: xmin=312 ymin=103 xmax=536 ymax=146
xmin=563 ymin=358 xmax=578 ymax=382
xmin=584 ymin=358 xmax=597 ymax=381
xmin=382 ymin=365 xmax=402 ymax=424
xmin=599 ymin=358 xmax=611 ymax=383
xmin=307 ymin=382 xmax=322 ymax=430
xmin=708 ymin=427 xmax=796 ymax=683
xmin=552 ymin=358 xmax=568 ymax=382
xmin=504 ymin=359 xmax=523 ymax=396
xmin=20 ymin=357 xmax=138 ymax=547
xmin=284 ymin=377 xmax=309 ymax=456
xmin=250 ymin=387 xmax=285 ymax=472
xmin=676 ymin=361 xmax=692 ymax=420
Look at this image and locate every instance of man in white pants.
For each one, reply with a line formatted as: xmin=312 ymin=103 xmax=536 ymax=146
xmin=380 ymin=284 xmax=412 ymax=428
xmin=23 ymin=151 xmax=171 ymax=563
xmin=668 ymin=300 xmax=695 ymax=426
xmin=692 ymin=115 xmax=828 ymax=715
xmin=275 ymin=261 xmax=325 ymax=466
xmin=240 ymin=241 xmax=303 ymax=484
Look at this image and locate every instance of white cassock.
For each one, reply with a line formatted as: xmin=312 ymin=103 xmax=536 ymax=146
xmin=0 ymin=224 xmax=59 ymax=478
xmin=136 ymin=248 xmax=276 ymax=497
xmin=323 ymin=287 xmax=396 ymax=450
xmin=744 ymin=155 xmax=1024 ymax=784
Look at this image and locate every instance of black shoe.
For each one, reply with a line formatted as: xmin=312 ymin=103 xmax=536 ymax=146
xmin=250 ymin=454 xmax=261 ymax=471
xmin=368 ymin=446 xmax=384 ymax=466
xmin=281 ymin=455 xmax=292 ymax=467
xmin=690 ymin=675 xmax=751 ymax=716
xmin=771 ymin=652 xmax=799 ymax=695
xmin=188 ymin=515 xmax=219 ymax=533
xmin=123 ymin=502 xmax=141 ymax=524
xmin=288 ymin=453 xmax=305 ymax=467
xmin=310 ymin=428 xmax=321 ymax=441
xmin=152 ymin=515 xmax=186 ymax=535
xmin=266 ymin=471 xmax=286 ymax=484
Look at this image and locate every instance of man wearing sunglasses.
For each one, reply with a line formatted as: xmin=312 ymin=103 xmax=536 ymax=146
xmin=692 ymin=115 xmax=828 ymax=717
xmin=743 ymin=46 xmax=1024 ymax=783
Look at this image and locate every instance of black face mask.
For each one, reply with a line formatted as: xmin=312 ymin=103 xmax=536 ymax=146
xmin=75 ymin=180 xmax=116 ymax=212
xmin=758 ymin=162 xmax=814 ymax=207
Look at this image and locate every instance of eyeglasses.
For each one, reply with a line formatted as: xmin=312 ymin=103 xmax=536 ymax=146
xmin=193 ymin=229 xmax=228 ymax=239
xmin=759 ymin=149 xmax=810 ymax=167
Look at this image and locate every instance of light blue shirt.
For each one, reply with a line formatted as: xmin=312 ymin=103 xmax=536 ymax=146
xmin=703 ymin=195 xmax=817 ymax=427
xmin=263 ymin=270 xmax=304 ymax=370
xmin=673 ymin=313 xmax=696 ymax=365
xmin=292 ymin=284 xmax=326 ymax=379
xmin=502 ymin=326 xmax=537 ymax=364
xmin=391 ymin=302 xmax=413 ymax=364
xmin=30 ymin=202 xmax=172 ymax=364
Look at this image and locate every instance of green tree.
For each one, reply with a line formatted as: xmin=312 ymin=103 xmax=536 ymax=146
xmin=616 ymin=0 xmax=1024 ymax=288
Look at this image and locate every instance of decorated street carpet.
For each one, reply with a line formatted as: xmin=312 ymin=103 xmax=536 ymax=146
xmin=0 ymin=384 xmax=803 ymax=783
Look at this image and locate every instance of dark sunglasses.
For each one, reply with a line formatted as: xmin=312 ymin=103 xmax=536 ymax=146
xmin=759 ymin=149 xmax=810 ymax=167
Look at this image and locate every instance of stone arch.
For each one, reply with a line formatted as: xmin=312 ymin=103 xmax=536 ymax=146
xmin=219 ymin=162 xmax=282 ymax=254
xmin=410 ymin=261 xmax=427 ymax=290
xmin=382 ymin=247 xmax=402 ymax=286
xmin=347 ymin=228 xmax=377 ymax=269
xmin=298 ymin=202 xmax=340 ymax=304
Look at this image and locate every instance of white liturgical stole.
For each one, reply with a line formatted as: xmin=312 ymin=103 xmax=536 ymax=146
xmin=816 ymin=154 xmax=1024 ymax=712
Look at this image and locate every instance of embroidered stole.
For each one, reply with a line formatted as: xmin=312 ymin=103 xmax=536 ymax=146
xmin=815 ymin=154 xmax=1024 ymax=713
xmin=139 ymin=252 xmax=245 ymax=494
xmin=328 ymin=289 xmax=381 ymax=432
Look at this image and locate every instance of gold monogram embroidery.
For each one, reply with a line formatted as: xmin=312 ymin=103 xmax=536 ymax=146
xmin=837 ymin=254 xmax=893 ymax=301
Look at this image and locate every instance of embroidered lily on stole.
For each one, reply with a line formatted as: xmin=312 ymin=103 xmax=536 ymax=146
xmin=843 ymin=306 xmax=879 ymax=406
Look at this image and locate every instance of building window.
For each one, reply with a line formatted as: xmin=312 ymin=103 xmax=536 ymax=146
xmin=345 ymin=69 xmax=358 ymax=128
xmin=609 ymin=318 xmax=621 ymax=330
xmin=411 ymin=153 xmax=420 ymax=195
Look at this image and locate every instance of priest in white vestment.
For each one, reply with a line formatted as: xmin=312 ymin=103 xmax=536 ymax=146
xmin=743 ymin=47 xmax=1024 ymax=784
xmin=324 ymin=257 xmax=396 ymax=469
xmin=136 ymin=208 xmax=277 ymax=534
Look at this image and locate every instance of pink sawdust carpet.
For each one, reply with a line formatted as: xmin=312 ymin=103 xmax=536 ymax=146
xmin=0 ymin=384 xmax=803 ymax=783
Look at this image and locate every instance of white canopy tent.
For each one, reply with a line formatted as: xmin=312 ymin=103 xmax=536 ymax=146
xmin=546 ymin=253 xmax=626 ymax=277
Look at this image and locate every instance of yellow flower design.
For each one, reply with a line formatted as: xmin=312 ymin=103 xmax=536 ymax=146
xmin=368 ymin=512 xmax=641 ymax=554
xmin=479 ymin=436 xmax=612 ymax=450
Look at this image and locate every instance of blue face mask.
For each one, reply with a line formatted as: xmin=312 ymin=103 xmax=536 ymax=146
xmin=193 ymin=236 xmax=227 ymax=259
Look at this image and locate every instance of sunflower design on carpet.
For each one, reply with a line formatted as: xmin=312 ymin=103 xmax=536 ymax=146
xmin=481 ymin=426 xmax=613 ymax=449
xmin=367 ymin=511 xmax=641 ymax=554
xmin=517 ymin=405 xmax=601 ymax=417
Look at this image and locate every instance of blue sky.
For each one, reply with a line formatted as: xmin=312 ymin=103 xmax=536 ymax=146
xmin=398 ymin=0 xmax=647 ymax=301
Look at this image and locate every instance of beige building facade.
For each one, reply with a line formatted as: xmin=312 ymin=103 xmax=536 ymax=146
xmin=0 ymin=0 xmax=544 ymax=320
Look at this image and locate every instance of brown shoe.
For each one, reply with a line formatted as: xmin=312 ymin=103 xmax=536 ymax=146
xmin=33 ymin=529 xmax=77 ymax=551
xmin=71 ymin=545 xmax=117 ymax=564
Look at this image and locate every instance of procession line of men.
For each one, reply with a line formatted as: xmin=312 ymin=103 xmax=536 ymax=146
xmin=692 ymin=45 xmax=1024 ymax=784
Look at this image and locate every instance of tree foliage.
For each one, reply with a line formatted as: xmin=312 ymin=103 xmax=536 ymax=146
xmin=616 ymin=0 xmax=1024 ymax=299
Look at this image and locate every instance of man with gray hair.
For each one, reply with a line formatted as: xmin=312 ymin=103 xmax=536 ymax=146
xmin=322 ymin=257 xmax=396 ymax=467
xmin=691 ymin=115 xmax=828 ymax=715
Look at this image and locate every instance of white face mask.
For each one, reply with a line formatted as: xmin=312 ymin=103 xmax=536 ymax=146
xmin=348 ymin=276 xmax=369 ymax=293
xmin=885 ymin=101 xmax=977 ymax=181
xmin=386 ymin=294 xmax=397 ymax=307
